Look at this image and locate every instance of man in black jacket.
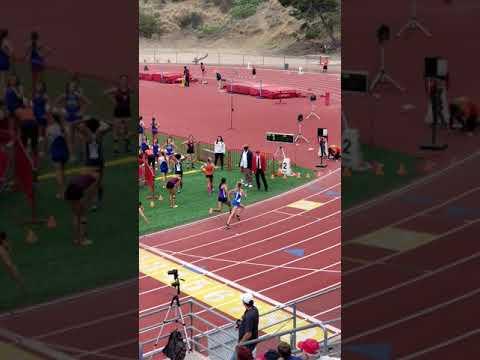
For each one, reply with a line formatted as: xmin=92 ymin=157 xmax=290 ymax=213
xmin=231 ymin=293 xmax=259 ymax=359
xmin=239 ymin=145 xmax=253 ymax=188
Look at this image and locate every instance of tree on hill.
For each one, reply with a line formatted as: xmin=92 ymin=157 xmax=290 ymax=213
xmin=278 ymin=0 xmax=340 ymax=47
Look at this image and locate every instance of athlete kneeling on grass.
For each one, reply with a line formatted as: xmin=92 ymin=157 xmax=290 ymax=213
xmin=166 ymin=175 xmax=181 ymax=208
xmin=209 ymin=177 xmax=231 ymax=215
xmin=226 ymin=182 xmax=246 ymax=229
xmin=64 ymin=171 xmax=100 ymax=246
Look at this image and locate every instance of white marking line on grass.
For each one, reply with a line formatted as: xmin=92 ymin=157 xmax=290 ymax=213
xmin=397 ymin=328 xmax=480 ymax=360
xmin=343 ymin=189 xmax=480 ymax=276
xmin=140 ymin=169 xmax=340 ymax=239
xmin=140 ymin=227 xmax=341 ymax=297
xmin=141 ymin=244 xmax=341 ymax=335
xmin=168 ymin=196 xmax=340 ymax=255
xmin=344 ymin=150 xmax=480 ymax=217
xmin=149 ymin=181 xmax=341 ymax=249
xmin=342 ymin=287 xmax=480 ymax=345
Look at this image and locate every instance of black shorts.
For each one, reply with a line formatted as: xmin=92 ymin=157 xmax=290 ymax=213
xmin=206 ymin=174 xmax=213 ymax=181
xmin=175 ymin=171 xmax=183 ymax=177
xmin=166 ymin=181 xmax=176 ymax=190
xmin=187 ymin=147 xmax=194 ymax=154
xmin=219 ymin=197 xmax=230 ymax=205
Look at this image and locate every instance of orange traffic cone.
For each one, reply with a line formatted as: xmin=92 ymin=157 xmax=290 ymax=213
xmin=343 ymin=167 xmax=352 ymax=177
xmin=47 ymin=215 xmax=57 ymax=229
xmin=375 ymin=163 xmax=384 ymax=176
xmin=25 ymin=229 xmax=38 ymax=244
xmin=397 ymin=163 xmax=407 ymax=176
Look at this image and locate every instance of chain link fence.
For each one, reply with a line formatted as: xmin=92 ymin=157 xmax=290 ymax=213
xmin=139 ymin=49 xmax=340 ymax=72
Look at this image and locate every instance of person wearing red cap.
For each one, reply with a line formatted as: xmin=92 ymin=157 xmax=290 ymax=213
xmin=297 ymin=338 xmax=320 ymax=359
xmin=236 ymin=345 xmax=254 ymax=360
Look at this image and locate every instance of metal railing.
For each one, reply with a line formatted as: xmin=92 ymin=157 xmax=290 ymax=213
xmin=139 ymin=286 xmax=341 ymax=359
xmin=139 ymin=49 xmax=340 ymax=71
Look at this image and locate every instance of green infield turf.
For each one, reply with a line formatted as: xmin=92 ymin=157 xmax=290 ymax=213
xmin=0 ymin=64 xmax=137 ymax=311
xmin=139 ymin=165 xmax=315 ymax=235
xmin=342 ymin=144 xmax=420 ymax=209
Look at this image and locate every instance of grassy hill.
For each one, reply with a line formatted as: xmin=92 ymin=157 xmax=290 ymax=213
xmin=139 ymin=0 xmax=340 ymax=55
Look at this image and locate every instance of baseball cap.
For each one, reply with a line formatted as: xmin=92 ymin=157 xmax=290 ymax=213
xmin=297 ymin=338 xmax=320 ymax=354
xmin=241 ymin=292 xmax=254 ymax=304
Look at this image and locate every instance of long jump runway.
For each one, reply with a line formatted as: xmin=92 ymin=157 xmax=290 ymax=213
xmin=139 ymin=167 xmax=341 ymax=353
xmin=342 ymin=151 xmax=480 ymax=359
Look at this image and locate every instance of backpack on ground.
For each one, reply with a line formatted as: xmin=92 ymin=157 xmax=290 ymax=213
xmin=162 ymin=329 xmax=187 ymax=360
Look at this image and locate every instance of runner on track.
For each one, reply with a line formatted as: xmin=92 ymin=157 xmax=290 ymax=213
xmin=226 ymin=182 xmax=246 ymax=229
xmin=209 ymin=177 xmax=231 ymax=215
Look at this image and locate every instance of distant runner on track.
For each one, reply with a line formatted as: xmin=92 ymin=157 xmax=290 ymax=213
xmin=226 ymin=182 xmax=246 ymax=229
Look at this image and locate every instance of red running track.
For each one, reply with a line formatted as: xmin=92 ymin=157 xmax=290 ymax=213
xmin=140 ymin=64 xmax=341 ymax=170
xmin=0 ymin=280 xmax=138 ymax=359
xmin=342 ymin=151 xmax=480 ymax=358
xmin=139 ymin=168 xmax=342 ymax=353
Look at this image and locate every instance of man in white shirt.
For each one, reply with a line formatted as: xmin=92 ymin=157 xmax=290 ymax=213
xmin=239 ymin=145 xmax=253 ymax=187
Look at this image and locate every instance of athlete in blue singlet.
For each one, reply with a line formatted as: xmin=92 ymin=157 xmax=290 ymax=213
xmin=56 ymin=81 xmax=89 ymax=161
xmin=164 ymin=137 xmax=175 ymax=171
xmin=32 ymin=81 xmax=49 ymax=153
xmin=209 ymin=178 xmax=231 ymax=215
xmin=226 ymin=182 xmax=246 ymax=229
xmin=152 ymin=139 xmax=160 ymax=167
xmin=28 ymin=32 xmax=48 ymax=92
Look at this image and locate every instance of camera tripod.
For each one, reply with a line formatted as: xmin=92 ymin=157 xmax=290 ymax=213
xmin=294 ymin=120 xmax=309 ymax=144
xmin=370 ymin=45 xmax=404 ymax=93
xmin=305 ymin=100 xmax=320 ymax=121
xmin=152 ymin=272 xmax=191 ymax=357
xmin=397 ymin=0 xmax=432 ymax=38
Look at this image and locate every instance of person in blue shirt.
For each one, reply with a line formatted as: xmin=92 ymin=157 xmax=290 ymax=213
xmin=209 ymin=177 xmax=231 ymax=215
xmin=55 ymin=80 xmax=90 ymax=161
xmin=226 ymin=182 xmax=246 ymax=229
xmin=31 ymin=80 xmax=49 ymax=154
xmin=25 ymin=31 xmax=51 ymax=94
